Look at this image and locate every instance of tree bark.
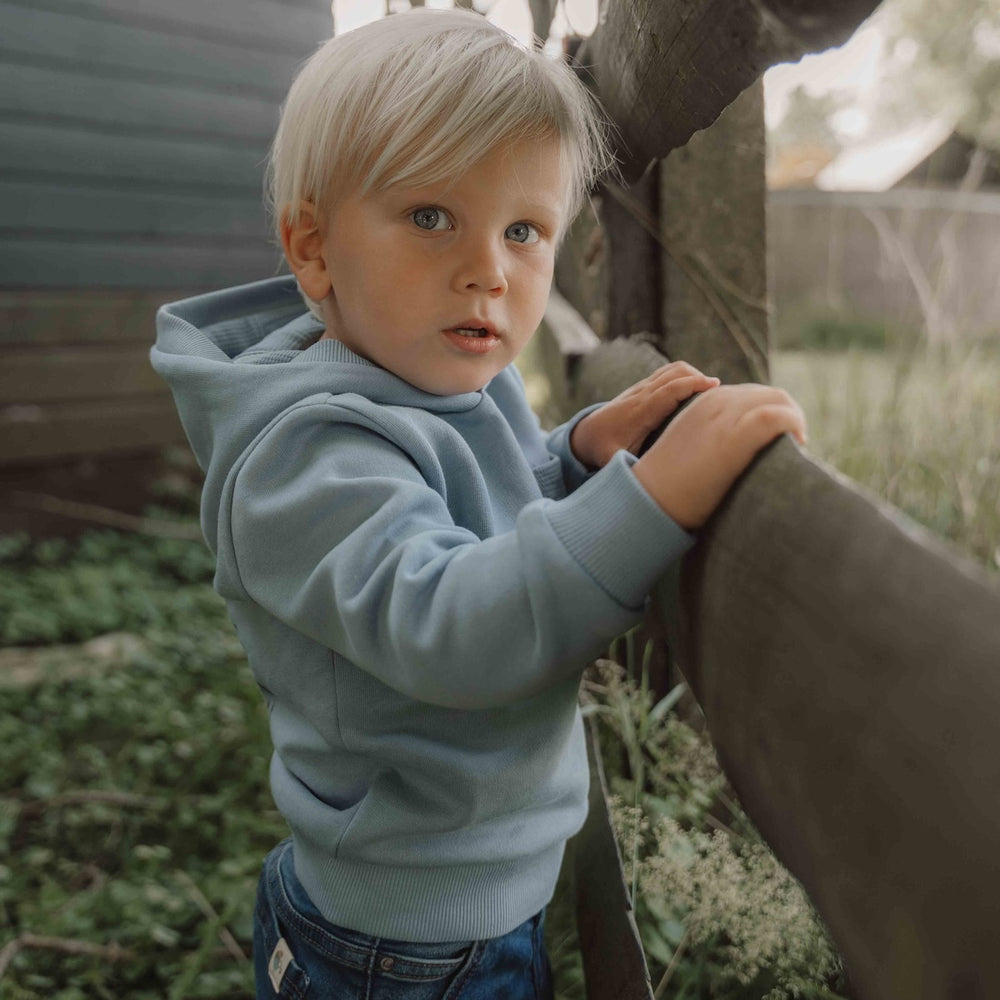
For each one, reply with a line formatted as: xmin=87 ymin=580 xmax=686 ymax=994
xmin=600 ymin=168 xmax=662 ymax=342
xmin=576 ymin=0 xmax=883 ymax=179
xmin=658 ymin=82 xmax=770 ymax=384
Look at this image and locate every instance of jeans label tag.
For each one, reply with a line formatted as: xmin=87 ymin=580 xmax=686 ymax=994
xmin=268 ymin=936 xmax=294 ymax=991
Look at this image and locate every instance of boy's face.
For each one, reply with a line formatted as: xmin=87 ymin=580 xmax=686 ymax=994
xmin=314 ymin=136 xmax=567 ymax=395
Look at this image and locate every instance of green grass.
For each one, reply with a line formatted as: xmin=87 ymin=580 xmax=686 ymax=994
xmin=0 ymin=532 xmax=285 ymax=999
xmin=772 ymin=306 xmax=919 ymax=354
xmin=772 ymin=345 xmax=1000 ymax=572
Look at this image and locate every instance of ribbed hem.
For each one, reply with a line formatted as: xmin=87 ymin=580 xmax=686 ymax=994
xmin=292 ymin=836 xmax=565 ymax=942
xmin=545 ymin=449 xmax=695 ymax=609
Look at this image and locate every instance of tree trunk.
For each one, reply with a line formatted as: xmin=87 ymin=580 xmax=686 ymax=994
xmin=576 ymin=0 xmax=882 ymax=179
xmin=658 ymin=82 xmax=770 ymax=384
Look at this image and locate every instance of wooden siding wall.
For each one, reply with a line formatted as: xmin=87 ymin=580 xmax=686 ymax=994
xmin=0 ymin=0 xmax=332 ymax=464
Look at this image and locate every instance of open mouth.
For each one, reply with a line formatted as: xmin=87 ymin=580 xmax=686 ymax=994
xmin=443 ymin=326 xmax=500 ymax=353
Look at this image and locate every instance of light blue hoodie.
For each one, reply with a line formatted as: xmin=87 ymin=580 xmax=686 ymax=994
xmin=151 ymin=275 xmax=694 ymax=942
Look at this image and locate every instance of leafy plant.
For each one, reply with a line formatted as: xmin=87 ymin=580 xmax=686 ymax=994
xmin=583 ymin=642 xmax=847 ymax=1000
xmin=0 ymin=529 xmax=285 ymax=999
xmin=0 ymin=530 xmax=219 ymax=647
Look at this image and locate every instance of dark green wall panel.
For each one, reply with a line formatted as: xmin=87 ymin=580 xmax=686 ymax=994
xmin=0 ymin=122 xmax=264 ymax=193
xmin=0 ymin=4 xmax=307 ymax=98
xmin=0 ymin=0 xmax=330 ymax=290
xmin=0 ymin=182 xmax=269 ymax=239
xmin=0 ymin=239 xmax=281 ymax=288
xmin=0 ymin=63 xmax=279 ymax=142
xmin=6 ymin=0 xmax=332 ymax=55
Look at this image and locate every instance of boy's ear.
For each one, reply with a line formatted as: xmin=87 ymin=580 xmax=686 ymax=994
xmin=281 ymin=202 xmax=332 ymax=303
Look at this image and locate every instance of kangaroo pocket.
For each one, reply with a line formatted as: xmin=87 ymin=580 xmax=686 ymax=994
xmin=333 ymin=654 xmax=589 ymax=866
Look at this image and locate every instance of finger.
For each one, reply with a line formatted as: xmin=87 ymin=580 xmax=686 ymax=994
xmin=629 ymin=380 xmax=718 ymax=454
xmin=735 ymin=401 xmax=808 ymax=449
xmin=650 ymin=375 xmax=719 ymax=410
xmin=686 ymin=385 xmax=808 ymax=450
xmin=744 ymin=388 xmax=808 ymax=443
xmin=706 ymin=383 xmax=801 ymax=414
xmin=659 ymin=372 xmax=720 ymax=391
xmin=617 ymin=364 xmax=717 ymax=405
xmin=648 ymin=370 xmax=720 ymax=399
xmin=648 ymin=361 xmax=716 ymax=386
xmin=635 ymin=376 xmax=718 ymax=433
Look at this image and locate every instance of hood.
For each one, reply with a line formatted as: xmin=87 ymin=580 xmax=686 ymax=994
xmin=150 ymin=275 xmax=485 ymax=552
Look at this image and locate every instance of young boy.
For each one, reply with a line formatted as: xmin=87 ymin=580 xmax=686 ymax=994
xmin=151 ymin=9 xmax=806 ymax=998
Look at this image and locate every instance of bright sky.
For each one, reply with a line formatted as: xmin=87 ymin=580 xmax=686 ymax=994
xmin=763 ymin=21 xmax=886 ymax=134
xmin=761 ymin=5 xmax=962 ymax=189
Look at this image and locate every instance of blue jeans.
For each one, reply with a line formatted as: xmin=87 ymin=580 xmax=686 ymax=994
xmin=253 ymin=839 xmax=554 ymax=999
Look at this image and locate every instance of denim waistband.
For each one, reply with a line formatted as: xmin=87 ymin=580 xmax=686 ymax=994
xmin=263 ymin=839 xmax=480 ymax=978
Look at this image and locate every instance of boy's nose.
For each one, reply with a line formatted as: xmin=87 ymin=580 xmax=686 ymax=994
xmin=452 ymin=240 xmax=508 ymax=296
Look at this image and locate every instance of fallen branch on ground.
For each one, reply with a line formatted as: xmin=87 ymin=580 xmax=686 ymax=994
xmin=0 ymin=933 xmax=136 ymax=979
xmin=3 ymin=492 xmax=202 ymax=541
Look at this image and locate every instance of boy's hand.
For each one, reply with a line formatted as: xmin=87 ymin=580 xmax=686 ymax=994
xmin=632 ymin=383 xmax=807 ymax=531
xmin=570 ymin=362 xmax=720 ymax=470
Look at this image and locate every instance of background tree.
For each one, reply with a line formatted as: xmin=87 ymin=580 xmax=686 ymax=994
xmin=879 ymin=0 xmax=1000 ymax=149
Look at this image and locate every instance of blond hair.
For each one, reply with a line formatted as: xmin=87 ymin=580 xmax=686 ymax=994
xmin=267 ymin=8 xmax=615 ymax=314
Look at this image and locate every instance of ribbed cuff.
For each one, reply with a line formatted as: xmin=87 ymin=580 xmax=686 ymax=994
xmin=546 ymin=403 xmax=606 ymax=494
xmin=544 ymin=449 xmax=695 ymax=608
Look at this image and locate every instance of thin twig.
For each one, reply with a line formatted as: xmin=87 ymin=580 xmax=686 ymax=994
xmin=0 ymin=933 xmax=135 ymax=979
xmin=604 ymin=182 xmax=769 ymax=312
xmin=3 ymin=492 xmax=202 ymax=541
xmin=630 ymin=784 xmax=641 ymax=904
xmin=653 ymin=924 xmax=691 ymax=999
xmin=861 ymin=207 xmax=945 ymax=345
xmin=17 ymin=790 xmax=163 ymax=818
xmin=602 ymin=180 xmax=770 ymax=382
xmin=703 ymin=811 xmax=738 ymax=839
xmin=173 ymin=870 xmax=247 ymax=963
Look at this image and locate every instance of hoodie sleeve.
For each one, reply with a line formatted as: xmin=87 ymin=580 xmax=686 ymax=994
xmin=501 ymin=361 xmax=604 ymax=494
xmin=543 ymin=403 xmax=606 ymax=494
xmin=226 ymin=399 xmax=693 ymax=711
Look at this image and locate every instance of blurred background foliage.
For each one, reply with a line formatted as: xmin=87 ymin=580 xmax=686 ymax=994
xmin=768 ymin=0 xmax=1000 ymax=165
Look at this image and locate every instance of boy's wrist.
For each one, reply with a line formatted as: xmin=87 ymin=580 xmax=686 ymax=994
xmin=631 ymin=454 xmax=701 ymax=532
xmin=569 ymin=416 xmax=600 ymax=471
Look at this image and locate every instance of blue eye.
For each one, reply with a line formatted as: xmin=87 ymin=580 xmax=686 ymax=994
xmin=412 ymin=207 xmax=450 ymax=231
xmin=505 ymin=222 xmax=539 ymax=245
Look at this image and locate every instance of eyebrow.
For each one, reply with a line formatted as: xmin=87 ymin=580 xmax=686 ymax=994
xmin=520 ymin=200 xmax=561 ymax=217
